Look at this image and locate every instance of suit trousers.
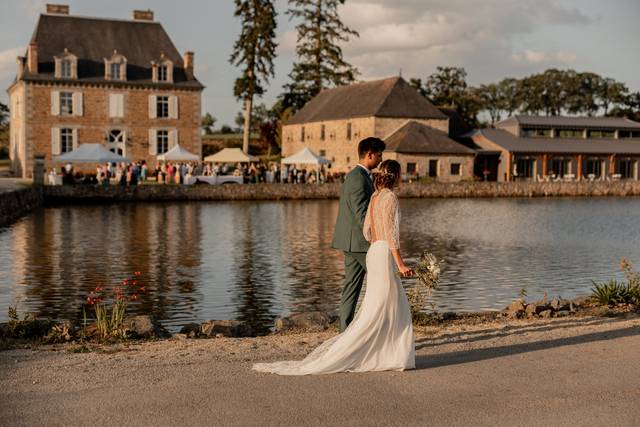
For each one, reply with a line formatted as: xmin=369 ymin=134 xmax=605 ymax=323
xmin=339 ymin=251 xmax=368 ymax=332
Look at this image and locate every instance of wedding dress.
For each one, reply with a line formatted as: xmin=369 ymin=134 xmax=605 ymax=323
xmin=252 ymin=188 xmax=415 ymax=375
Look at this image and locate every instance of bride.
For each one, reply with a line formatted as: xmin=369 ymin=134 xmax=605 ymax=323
xmin=252 ymin=159 xmax=415 ymax=375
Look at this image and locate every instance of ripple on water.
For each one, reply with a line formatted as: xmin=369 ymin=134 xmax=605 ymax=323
xmin=1 ymin=197 xmax=639 ymax=331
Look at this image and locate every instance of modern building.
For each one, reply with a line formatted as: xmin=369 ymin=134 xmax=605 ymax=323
xmin=470 ymin=115 xmax=640 ymax=181
xmin=7 ymin=4 xmax=203 ymax=178
xmin=282 ymin=76 xmax=475 ymax=181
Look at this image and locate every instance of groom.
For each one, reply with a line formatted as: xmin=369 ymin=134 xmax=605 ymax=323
xmin=332 ymin=137 xmax=386 ymax=332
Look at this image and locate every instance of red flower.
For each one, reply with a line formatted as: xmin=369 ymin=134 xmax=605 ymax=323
xmin=133 ymin=271 xmax=141 ymax=276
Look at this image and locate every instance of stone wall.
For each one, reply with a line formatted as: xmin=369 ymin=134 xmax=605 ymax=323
xmin=0 ymin=187 xmax=43 ymax=227
xmin=42 ymin=180 xmax=640 ymax=204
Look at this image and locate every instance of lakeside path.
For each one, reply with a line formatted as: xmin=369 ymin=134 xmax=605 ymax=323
xmin=2 ymin=315 xmax=640 ymax=426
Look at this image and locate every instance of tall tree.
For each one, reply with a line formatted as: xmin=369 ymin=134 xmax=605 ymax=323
xmin=282 ymin=0 xmax=359 ymax=111
xmin=201 ymin=113 xmax=217 ymax=135
xmin=498 ymin=78 xmax=521 ymax=117
xmin=230 ymin=0 xmax=278 ymax=154
xmin=475 ymin=83 xmax=505 ymax=125
xmin=423 ymin=66 xmax=468 ymax=108
xmin=599 ymin=77 xmax=628 ymax=115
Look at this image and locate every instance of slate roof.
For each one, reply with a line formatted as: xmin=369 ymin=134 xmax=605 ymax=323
xmin=384 ymin=121 xmax=475 ymax=155
xmin=287 ymin=77 xmax=447 ymax=125
xmin=19 ymin=13 xmax=202 ymax=89
xmin=473 ymin=128 xmax=640 ymax=155
xmin=497 ymin=115 xmax=640 ymax=130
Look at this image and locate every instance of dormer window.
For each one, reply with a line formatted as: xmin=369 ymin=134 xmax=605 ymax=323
xmin=158 ymin=65 xmax=168 ymax=82
xmin=152 ymin=54 xmax=173 ymax=83
xmin=110 ymin=63 xmax=122 ymax=80
xmin=54 ymin=48 xmax=77 ymax=79
xmin=104 ymin=50 xmax=127 ymax=81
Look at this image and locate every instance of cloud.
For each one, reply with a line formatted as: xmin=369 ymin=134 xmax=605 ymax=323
xmin=276 ymin=0 xmax=592 ymax=84
xmin=511 ymin=50 xmax=577 ymax=66
xmin=0 ymin=47 xmax=23 ymax=80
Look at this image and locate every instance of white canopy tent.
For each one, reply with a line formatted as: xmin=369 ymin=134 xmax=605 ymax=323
xmin=280 ymin=147 xmax=331 ymax=184
xmin=281 ymin=147 xmax=330 ymax=166
xmin=54 ymin=143 xmax=130 ymax=163
xmin=203 ymin=148 xmax=259 ymax=163
xmin=156 ymin=144 xmax=200 ymax=162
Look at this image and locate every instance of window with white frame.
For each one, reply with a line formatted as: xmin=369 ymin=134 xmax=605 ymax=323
xmin=60 ymin=128 xmax=73 ymax=153
xmin=61 ymin=59 xmax=72 ymax=78
xmin=60 ymin=92 xmax=73 ymax=115
xmin=156 ymin=96 xmax=169 ymax=118
xmin=108 ymin=129 xmax=125 ymax=156
xmin=54 ymin=49 xmax=77 ymax=79
xmin=156 ymin=130 xmax=169 ymax=154
xmin=105 ymin=51 xmax=127 ymax=81
xmin=158 ymin=65 xmax=168 ymax=82
xmin=110 ymin=63 xmax=122 ymax=80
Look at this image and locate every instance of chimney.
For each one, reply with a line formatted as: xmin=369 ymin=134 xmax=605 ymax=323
xmin=133 ymin=10 xmax=154 ymax=21
xmin=183 ymin=51 xmax=194 ymax=80
xmin=46 ymin=4 xmax=69 ymax=15
xmin=16 ymin=57 xmax=25 ymax=79
xmin=27 ymin=42 xmax=38 ymax=74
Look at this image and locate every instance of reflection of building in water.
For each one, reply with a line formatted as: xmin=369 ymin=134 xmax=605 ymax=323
xmin=4 ymin=204 xmax=203 ymax=325
xmin=277 ymin=200 xmax=344 ymax=314
xmin=144 ymin=204 xmax=202 ymax=322
xmin=230 ymin=203 xmax=279 ymax=334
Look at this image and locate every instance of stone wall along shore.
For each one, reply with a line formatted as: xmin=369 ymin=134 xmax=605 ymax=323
xmin=43 ymin=180 xmax=640 ymax=204
xmin=0 ymin=187 xmax=43 ymax=227
xmin=2 ymin=181 xmax=640 ymax=226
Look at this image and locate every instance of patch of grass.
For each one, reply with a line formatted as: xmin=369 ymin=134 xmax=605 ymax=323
xmin=68 ymin=343 xmax=92 ymax=353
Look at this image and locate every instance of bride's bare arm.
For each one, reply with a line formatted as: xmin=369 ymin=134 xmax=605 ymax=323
xmin=391 ymin=249 xmax=414 ymax=277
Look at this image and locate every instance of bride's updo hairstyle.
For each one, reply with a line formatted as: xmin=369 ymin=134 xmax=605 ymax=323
xmin=373 ymin=159 xmax=401 ymax=191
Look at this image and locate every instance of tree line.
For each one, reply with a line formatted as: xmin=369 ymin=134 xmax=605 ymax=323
xmin=409 ymin=67 xmax=640 ymax=127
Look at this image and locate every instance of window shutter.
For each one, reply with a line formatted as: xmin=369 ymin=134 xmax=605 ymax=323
xmin=73 ymin=92 xmax=83 ymax=116
xmin=54 ymin=58 xmax=61 ymax=78
xmin=51 ymin=128 xmax=60 ymax=155
xmin=169 ymin=96 xmax=178 ymax=119
xmin=109 ymin=94 xmax=117 ymax=117
xmin=51 ymin=91 xmax=60 ymax=116
xmin=149 ymin=95 xmax=157 ymax=119
xmin=72 ymin=129 xmax=79 ymax=150
xmin=169 ymin=129 xmax=178 ymax=148
xmin=117 ymin=94 xmax=124 ymax=117
xmin=148 ymin=129 xmax=157 ymax=155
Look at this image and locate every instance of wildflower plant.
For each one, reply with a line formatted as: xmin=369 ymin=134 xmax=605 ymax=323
xmin=85 ymin=271 xmax=146 ymax=340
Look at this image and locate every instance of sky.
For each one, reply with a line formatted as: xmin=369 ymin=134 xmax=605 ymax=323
xmin=0 ymin=0 xmax=639 ymax=127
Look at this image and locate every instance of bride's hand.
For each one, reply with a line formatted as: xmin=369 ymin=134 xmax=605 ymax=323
xmin=398 ymin=264 xmax=414 ymax=278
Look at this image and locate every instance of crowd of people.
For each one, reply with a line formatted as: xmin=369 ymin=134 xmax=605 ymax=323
xmin=48 ymin=161 xmax=348 ymax=186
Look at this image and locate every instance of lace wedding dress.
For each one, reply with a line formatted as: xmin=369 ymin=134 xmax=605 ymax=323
xmin=252 ymin=188 xmax=415 ymax=375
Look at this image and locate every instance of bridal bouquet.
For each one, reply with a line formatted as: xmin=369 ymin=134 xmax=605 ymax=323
xmin=407 ymin=252 xmax=443 ymax=317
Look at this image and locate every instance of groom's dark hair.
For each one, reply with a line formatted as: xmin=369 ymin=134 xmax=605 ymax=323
xmin=358 ymin=137 xmax=386 ymax=158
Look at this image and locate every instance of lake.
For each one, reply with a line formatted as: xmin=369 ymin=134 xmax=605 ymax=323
xmin=1 ymin=197 xmax=638 ymax=333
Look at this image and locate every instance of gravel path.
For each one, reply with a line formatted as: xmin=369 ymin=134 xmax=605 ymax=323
xmin=2 ymin=315 xmax=640 ymax=426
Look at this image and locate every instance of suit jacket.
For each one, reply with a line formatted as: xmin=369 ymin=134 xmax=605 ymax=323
xmin=331 ymin=166 xmax=374 ymax=253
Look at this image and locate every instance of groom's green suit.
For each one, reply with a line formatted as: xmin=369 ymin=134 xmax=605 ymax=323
xmin=332 ymin=165 xmax=374 ymax=332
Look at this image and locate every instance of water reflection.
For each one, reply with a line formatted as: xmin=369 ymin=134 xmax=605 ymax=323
xmin=1 ymin=198 xmax=639 ymax=332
